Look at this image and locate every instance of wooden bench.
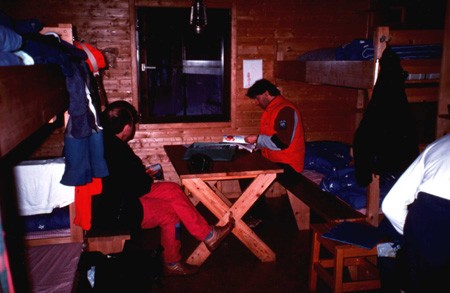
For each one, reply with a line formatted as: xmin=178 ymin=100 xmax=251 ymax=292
xmin=84 ymin=227 xmax=161 ymax=255
xmin=278 ymin=174 xmax=366 ymax=231
xmin=84 ymin=228 xmax=131 ymax=255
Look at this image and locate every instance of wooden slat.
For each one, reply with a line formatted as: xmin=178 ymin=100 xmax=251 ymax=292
xmin=275 ymin=60 xmax=374 ymax=89
xmin=389 ymin=29 xmax=444 ymax=45
xmin=0 ymin=64 xmax=68 ymax=157
xmin=402 ymin=59 xmax=441 ymax=75
xmin=436 ymin=0 xmax=450 ymax=137
xmin=366 ymin=175 xmax=380 ymax=227
xmin=406 ymin=87 xmax=439 ymax=103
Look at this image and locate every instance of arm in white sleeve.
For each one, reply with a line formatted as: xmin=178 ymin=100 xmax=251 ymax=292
xmin=381 ymin=155 xmax=424 ymax=235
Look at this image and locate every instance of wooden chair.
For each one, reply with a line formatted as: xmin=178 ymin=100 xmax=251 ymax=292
xmin=309 ymin=221 xmax=381 ymax=293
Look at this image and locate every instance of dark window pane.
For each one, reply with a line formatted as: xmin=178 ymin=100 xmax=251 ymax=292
xmin=137 ymin=7 xmax=231 ymax=124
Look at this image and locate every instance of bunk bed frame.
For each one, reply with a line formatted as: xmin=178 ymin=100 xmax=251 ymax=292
xmin=275 ymin=26 xmax=442 ymax=90
xmin=275 ymin=26 xmax=443 ymax=226
xmin=0 ymin=24 xmax=83 ymax=246
xmin=0 ymin=64 xmax=67 ymax=157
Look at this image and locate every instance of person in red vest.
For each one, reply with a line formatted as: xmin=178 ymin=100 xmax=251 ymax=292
xmin=243 ymin=79 xmax=305 ymax=225
xmin=245 ymin=78 xmax=305 ymax=177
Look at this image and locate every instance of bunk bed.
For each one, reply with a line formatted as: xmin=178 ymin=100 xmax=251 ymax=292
xmin=275 ymin=26 xmax=443 ymax=226
xmin=0 ymin=23 xmax=72 ymax=157
xmin=0 ymin=22 xmax=87 ymax=292
xmin=2 ymin=20 xmax=120 ymax=261
xmin=0 ymin=24 xmax=83 ymax=246
xmin=275 ymin=26 xmax=442 ymax=90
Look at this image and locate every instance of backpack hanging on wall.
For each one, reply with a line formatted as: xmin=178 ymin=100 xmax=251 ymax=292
xmin=74 ymin=41 xmax=109 ymax=109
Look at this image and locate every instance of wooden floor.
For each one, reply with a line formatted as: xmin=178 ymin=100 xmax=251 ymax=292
xmin=20 ymin=195 xmax=384 ymax=293
xmin=152 ymin=196 xmax=382 ymax=293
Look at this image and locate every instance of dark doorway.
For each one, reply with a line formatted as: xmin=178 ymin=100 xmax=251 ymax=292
xmin=136 ymin=7 xmax=231 ymax=124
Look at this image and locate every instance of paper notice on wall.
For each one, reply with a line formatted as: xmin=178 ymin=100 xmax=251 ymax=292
xmin=243 ymin=59 xmax=263 ymax=88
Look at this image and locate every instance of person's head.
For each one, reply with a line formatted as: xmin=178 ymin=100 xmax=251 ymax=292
xmin=101 ymin=101 xmax=138 ymax=142
xmin=246 ymin=79 xmax=281 ymax=109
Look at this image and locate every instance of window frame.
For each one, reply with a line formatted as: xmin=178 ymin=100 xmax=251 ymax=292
xmin=134 ymin=6 xmax=232 ymax=125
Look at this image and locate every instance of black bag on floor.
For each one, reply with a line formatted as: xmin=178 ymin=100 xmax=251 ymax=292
xmin=75 ymin=245 xmax=163 ymax=292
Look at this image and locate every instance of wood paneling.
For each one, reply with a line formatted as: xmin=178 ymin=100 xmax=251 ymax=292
xmin=0 ymin=0 xmax=371 ymax=180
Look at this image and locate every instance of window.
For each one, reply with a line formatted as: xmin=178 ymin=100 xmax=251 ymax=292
xmin=136 ymin=7 xmax=231 ymax=123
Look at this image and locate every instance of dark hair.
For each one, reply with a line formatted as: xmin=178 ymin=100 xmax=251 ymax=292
xmin=101 ymin=101 xmax=138 ymax=134
xmin=246 ymin=79 xmax=280 ymax=98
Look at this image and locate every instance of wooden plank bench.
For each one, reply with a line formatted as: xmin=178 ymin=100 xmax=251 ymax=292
xmin=278 ymin=174 xmax=366 ymax=231
xmin=84 ymin=227 xmax=161 ymax=255
xmin=84 ymin=228 xmax=131 ymax=255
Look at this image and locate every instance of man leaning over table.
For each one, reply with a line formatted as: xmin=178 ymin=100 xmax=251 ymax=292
xmin=91 ymin=101 xmax=234 ymax=276
xmin=242 ymin=79 xmax=306 ymax=224
xmin=245 ymin=79 xmax=305 ymax=176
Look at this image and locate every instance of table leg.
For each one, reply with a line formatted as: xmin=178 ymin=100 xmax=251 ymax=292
xmin=334 ymin=249 xmax=344 ymax=293
xmin=287 ymin=191 xmax=310 ymax=230
xmin=309 ymin=229 xmax=320 ymax=292
xmin=183 ymin=174 xmax=277 ymax=265
xmin=206 ymin=180 xmax=233 ymax=207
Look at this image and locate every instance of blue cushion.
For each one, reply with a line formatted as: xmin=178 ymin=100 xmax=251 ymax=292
xmin=320 ymin=167 xmax=399 ymax=210
xmin=0 ymin=25 xmax=22 ymax=52
xmin=0 ymin=52 xmax=23 ymax=66
xmin=304 ymin=141 xmax=352 ymax=175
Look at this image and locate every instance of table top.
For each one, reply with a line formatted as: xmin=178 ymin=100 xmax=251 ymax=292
xmin=164 ymin=144 xmax=284 ymax=180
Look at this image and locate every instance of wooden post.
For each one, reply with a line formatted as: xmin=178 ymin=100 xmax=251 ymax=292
xmin=436 ymin=0 xmax=450 ymax=138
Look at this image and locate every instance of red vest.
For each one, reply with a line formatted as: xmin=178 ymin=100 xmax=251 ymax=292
xmin=260 ymin=96 xmax=305 ymax=173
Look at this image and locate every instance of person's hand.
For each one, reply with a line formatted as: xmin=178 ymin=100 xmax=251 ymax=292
xmin=146 ymin=168 xmax=159 ymax=178
xmin=245 ymin=135 xmax=258 ymax=144
xmin=145 ymin=163 xmax=163 ymax=180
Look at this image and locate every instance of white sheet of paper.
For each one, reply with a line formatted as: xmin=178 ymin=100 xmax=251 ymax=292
xmin=243 ymin=59 xmax=263 ymax=88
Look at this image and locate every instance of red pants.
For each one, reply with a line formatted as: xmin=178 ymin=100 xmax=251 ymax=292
xmin=139 ymin=181 xmax=211 ymax=263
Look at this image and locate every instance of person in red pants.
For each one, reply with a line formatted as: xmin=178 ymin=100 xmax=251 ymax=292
xmin=92 ymin=101 xmax=234 ymax=276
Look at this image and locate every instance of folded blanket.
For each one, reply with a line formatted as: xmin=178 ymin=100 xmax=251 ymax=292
xmin=13 ymin=157 xmax=75 ymax=216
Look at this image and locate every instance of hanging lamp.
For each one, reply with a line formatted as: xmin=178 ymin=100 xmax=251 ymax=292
xmin=190 ymin=0 xmax=207 ymax=34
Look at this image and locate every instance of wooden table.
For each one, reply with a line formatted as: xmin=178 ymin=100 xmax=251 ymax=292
xmin=164 ymin=144 xmax=284 ymax=266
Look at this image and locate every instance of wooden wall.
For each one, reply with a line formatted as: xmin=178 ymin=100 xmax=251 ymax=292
xmin=0 ymin=0 xmax=371 ymax=182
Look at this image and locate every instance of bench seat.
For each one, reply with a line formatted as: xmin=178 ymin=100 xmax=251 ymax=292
xmin=84 ymin=227 xmax=161 ymax=255
xmin=278 ymin=174 xmax=365 ymax=230
xmin=84 ymin=228 xmax=131 ymax=254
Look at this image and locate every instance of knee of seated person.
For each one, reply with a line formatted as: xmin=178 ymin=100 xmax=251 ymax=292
xmin=159 ymin=181 xmax=182 ymax=190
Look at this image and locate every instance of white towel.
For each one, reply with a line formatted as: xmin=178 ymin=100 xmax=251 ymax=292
xmin=13 ymin=157 xmax=75 ymax=216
